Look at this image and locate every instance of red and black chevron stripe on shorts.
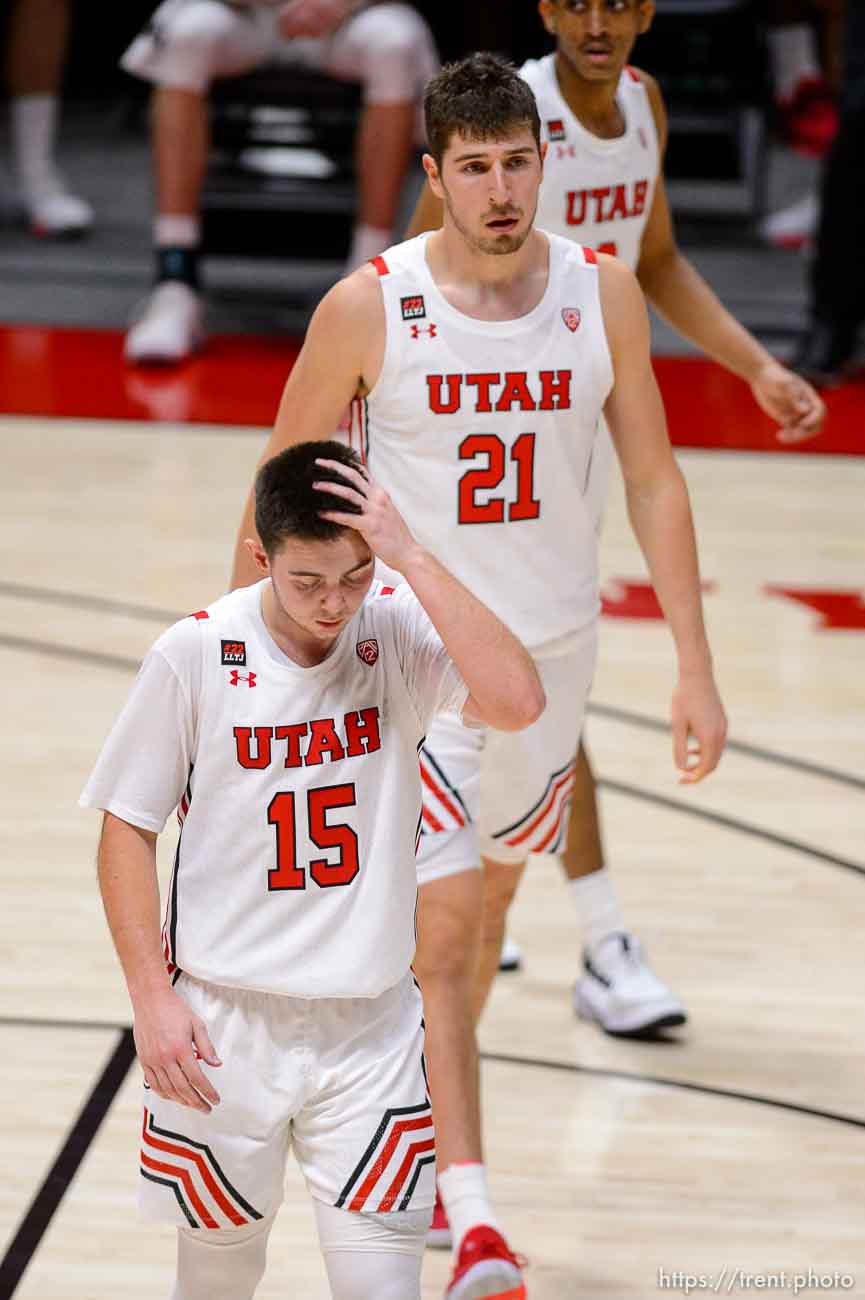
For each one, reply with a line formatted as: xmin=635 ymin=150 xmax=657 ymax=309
xmin=335 ymin=1101 xmax=435 ymax=1213
xmin=140 ymin=1108 xmax=263 ymax=1230
xmin=492 ymin=756 xmax=577 ymax=854
xmin=419 ymin=750 xmax=470 ymax=835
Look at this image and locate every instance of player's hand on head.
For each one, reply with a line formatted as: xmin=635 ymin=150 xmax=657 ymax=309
xmin=277 ymin=0 xmax=352 ymax=39
xmin=314 ymin=458 xmax=421 ymax=574
xmin=133 ymin=987 xmax=222 ymax=1113
xmin=670 ymin=670 xmax=727 ymax=785
xmin=750 ymin=359 xmax=826 ymax=444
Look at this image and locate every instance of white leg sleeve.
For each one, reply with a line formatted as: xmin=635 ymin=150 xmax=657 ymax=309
xmin=170 ymin=1211 xmax=276 ymax=1300
xmin=121 ymin=0 xmax=274 ymax=93
xmin=313 ymin=1199 xmax=429 ymax=1300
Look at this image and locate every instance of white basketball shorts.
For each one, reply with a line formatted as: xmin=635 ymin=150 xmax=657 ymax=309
xmin=416 ymin=621 xmax=598 ymax=882
xmin=139 ymin=971 xmax=434 ymax=1229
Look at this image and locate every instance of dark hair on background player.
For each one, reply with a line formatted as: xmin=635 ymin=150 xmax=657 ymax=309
xmin=255 ymin=440 xmax=363 ymax=553
xmin=424 ymin=52 xmax=541 ymax=168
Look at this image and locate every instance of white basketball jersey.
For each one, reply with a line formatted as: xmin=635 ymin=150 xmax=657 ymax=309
xmin=356 ymin=232 xmax=613 ymax=649
xmin=81 ymin=579 xmax=466 ymax=999
xmin=520 ymin=56 xmax=660 ymax=271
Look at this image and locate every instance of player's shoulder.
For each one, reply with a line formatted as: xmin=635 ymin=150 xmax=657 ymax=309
xmin=518 ymin=53 xmax=553 ymax=89
xmin=624 ymin=65 xmax=666 ymax=133
xmin=154 ymin=586 xmax=254 ymax=652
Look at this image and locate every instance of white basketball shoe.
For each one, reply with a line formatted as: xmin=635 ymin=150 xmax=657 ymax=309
xmin=573 ymin=931 xmax=687 ymax=1037
xmin=26 ymin=178 xmax=93 ymax=237
xmin=125 ymin=282 xmax=204 ymax=365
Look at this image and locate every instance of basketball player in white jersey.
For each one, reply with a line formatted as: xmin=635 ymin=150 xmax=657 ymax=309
xmin=81 ymin=440 xmax=543 ymax=1300
xmin=406 ymin=0 xmax=826 ymax=1044
xmin=230 ymin=53 xmax=727 ymax=1297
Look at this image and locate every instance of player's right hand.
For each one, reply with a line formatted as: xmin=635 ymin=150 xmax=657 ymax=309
xmin=132 ymin=987 xmax=222 ymax=1113
xmin=314 ymin=457 xmax=422 ymax=575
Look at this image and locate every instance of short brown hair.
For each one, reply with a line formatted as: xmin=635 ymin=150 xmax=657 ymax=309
xmin=424 ymin=52 xmax=541 ymax=168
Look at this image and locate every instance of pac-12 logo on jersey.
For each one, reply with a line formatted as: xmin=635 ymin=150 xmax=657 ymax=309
xmin=401 ymin=295 xmax=426 ymax=321
xmin=562 ymin=308 xmax=581 ymax=333
xmin=356 ymin=639 xmax=379 ymax=665
xmin=221 ymin=639 xmax=247 ymax=666
xmin=547 ymin=119 xmax=566 ymax=141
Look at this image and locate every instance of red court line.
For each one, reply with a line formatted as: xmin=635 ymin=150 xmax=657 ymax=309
xmin=0 ymin=325 xmax=861 ymax=454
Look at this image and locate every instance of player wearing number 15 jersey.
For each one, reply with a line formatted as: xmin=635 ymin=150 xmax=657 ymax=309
xmin=231 ymin=54 xmax=727 ymax=1300
xmin=81 ymin=441 xmax=542 ymax=1300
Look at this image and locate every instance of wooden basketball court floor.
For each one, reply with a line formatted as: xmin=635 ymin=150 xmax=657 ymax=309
xmin=1 ymin=348 xmax=863 ymax=1298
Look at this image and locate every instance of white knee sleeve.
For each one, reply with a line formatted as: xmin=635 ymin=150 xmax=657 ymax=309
xmin=171 ymin=1211 xmax=275 ymax=1300
xmin=314 ymin=1199 xmax=429 ymax=1300
xmin=122 ymin=0 xmax=272 ymax=93
xmin=327 ymin=4 xmax=439 ymax=104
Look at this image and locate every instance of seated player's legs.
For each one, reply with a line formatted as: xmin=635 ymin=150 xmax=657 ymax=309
xmin=474 ymin=623 xmax=598 ymax=1018
xmin=121 ymin=0 xmax=275 ymax=362
xmin=305 ymin=2 xmax=439 ymax=269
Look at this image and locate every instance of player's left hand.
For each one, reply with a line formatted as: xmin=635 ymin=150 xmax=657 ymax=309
xmin=314 ymin=458 xmax=422 ymax=573
xmin=749 ymin=359 xmax=825 ymax=444
xmin=277 ymin=0 xmax=354 ymax=39
xmin=670 ymin=669 xmax=727 ymax=784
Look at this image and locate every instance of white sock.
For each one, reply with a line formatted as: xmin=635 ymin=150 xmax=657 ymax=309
xmin=345 ymin=223 xmax=392 ymax=274
xmin=767 ymin=24 xmax=821 ymax=101
xmin=155 ymin=214 xmax=201 ymax=249
xmin=11 ymin=94 xmax=62 ymax=199
xmin=437 ymin=1163 xmax=500 ymax=1254
xmin=569 ymin=867 xmax=626 ymax=951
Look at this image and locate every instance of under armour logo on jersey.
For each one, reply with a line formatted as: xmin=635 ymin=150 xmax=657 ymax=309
xmin=547 ymin=118 xmax=566 ymax=141
xmin=556 ymin=144 xmax=576 ymax=161
xmin=410 ymin=323 xmax=437 ymax=340
xmin=229 ymin=670 xmax=257 ymax=688
xmin=562 ymin=308 xmax=581 ymax=333
xmin=356 ymin=639 xmax=379 ymax=665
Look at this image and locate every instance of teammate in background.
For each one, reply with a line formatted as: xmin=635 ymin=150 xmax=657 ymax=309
xmin=120 ymin=0 xmax=438 ymax=364
xmin=81 ymin=440 xmax=542 ymax=1300
xmin=406 ymin=0 xmax=826 ymax=1040
xmin=230 ymin=54 xmax=727 ymax=1297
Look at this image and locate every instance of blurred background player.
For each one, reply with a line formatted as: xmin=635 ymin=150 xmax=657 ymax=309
xmin=230 ymin=52 xmax=727 ymax=1293
xmin=81 ymin=440 xmax=543 ymax=1300
xmin=4 ymin=0 xmax=93 ymax=235
xmin=120 ymin=0 xmax=439 ymax=364
xmin=792 ymin=0 xmax=865 ymax=383
xmin=406 ymin=0 xmax=825 ymax=1042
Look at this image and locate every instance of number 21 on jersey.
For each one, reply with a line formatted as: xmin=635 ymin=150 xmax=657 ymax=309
xmin=458 ymin=432 xmax=540 ymax=524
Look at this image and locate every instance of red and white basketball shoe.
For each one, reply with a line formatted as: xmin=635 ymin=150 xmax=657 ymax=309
xmin=444 ymin=1225 xmax=527 ymax=1300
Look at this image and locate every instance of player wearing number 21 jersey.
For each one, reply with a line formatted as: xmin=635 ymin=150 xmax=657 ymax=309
xmin=81 ymin=441 xmax=542 ymax=1300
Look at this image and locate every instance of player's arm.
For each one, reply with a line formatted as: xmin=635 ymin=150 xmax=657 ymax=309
xmin=404 ymin=178 xmax=444 ymax=237
xmin=230 ymin=268 xmax=384 ymax=589
xmin=634 ymin=70 xmax=824 ymax=444
xmin=97 ymin=813 xmax=222 ymax=1112
xmin=314 ymin=457 xmax=545 ymax=731
xmin=599 ymin=255 xmax=727 ymax=783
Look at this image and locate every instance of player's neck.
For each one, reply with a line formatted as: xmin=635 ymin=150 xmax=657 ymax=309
xmin=427 ymin=227 xmax=550 ymax=320
xmin=553 ymin=51 xmax=626 ymax=140
xmin=260 ymin=582 xmax=338 ymax=669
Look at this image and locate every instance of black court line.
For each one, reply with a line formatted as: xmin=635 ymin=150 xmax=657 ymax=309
xmin=599 ymin=777 xmax=865 ymax=878
xmin=588 ymin=700 xmax=865 ymax=792
xmin=480 ymin=1050 xmax=865 ymax=1130
xmin=3 ymin=580 xmax=863 ymax=795
xmin=0 ymin=1028 xmax=136 ymax=1298
xmin=0 ymin=1015 xmax=127 ymax=1033
xmin=0 ymin=580 xmax=181 ymax=625
xmin=0 ymin=634 xmax=140 ymax=674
